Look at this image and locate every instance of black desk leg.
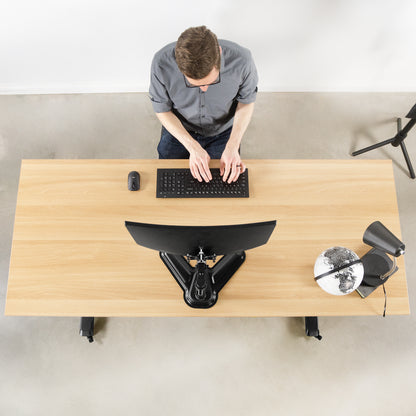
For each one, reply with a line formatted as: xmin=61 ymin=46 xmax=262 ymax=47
xmin=305 ymin=317 xmax=322 ymax=340
xmin=80 ymin=317 xmax=94 ymax=343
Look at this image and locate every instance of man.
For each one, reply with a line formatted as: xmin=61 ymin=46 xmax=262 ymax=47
xmin=149 ymin=26 xmax=258 ymax=183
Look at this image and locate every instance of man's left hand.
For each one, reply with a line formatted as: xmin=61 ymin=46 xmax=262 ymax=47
xmin=220 ymin=146 xmax=246 ymax=183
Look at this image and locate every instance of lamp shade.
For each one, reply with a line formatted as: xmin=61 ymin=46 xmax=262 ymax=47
xmin=363 ymin=221 xmax=405 ymax=257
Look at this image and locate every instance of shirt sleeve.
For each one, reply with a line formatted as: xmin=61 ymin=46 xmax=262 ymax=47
xmin=148 ymin=56 xmax=173 ymax=113
xmin=236 ymin=51 xmax=258 ymax=104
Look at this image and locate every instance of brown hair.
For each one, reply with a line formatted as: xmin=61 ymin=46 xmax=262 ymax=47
xmin=175 ymin=26 xmax=221 ymax=79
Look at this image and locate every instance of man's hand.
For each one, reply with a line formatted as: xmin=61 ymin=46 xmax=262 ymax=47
xmin=189 ymin=144 xmax=212 ymax=182
xmin=220 ymin=145 xmax=245 ymax=183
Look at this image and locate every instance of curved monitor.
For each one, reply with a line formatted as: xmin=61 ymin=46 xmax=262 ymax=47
xmin=125 ymin=220 xmax=276 ymax=256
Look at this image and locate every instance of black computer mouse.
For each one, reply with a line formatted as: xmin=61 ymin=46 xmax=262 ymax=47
xmin=128 ymin=171 xmax=140 ymax=191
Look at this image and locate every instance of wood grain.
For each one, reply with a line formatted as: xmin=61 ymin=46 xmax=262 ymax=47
xmin=5 ymin=159 xmax=409 ymax=317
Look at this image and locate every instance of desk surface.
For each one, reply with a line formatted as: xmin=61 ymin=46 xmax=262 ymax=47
xmin=5 ymin=159 xmax=409 ymax=317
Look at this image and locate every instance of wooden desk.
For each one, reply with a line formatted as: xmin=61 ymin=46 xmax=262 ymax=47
xmin=5 ymin=159 xmax=409 ymax=317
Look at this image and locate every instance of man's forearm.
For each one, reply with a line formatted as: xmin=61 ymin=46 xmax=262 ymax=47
xmin=227 ymin=102 xmax=255 ymax=150
xmin=156 ymin=111 xmax=199 ymax=153
xmin=156 ymin=110 xmax=212 ymax=182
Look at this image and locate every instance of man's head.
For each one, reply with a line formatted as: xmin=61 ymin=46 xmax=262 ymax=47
xmin=175 ymin=26 xmax=221 ymax=91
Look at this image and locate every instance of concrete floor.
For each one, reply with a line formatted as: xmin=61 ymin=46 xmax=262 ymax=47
xmin=0 ymin=92 xmax=415 ymax=415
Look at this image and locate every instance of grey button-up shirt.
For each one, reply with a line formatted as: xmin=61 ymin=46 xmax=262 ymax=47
xmin=149 ymin=39 xmax=258 ymax=136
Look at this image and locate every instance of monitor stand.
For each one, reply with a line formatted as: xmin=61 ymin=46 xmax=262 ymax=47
xmin=160 ymin=249 xmax=246 ymax=308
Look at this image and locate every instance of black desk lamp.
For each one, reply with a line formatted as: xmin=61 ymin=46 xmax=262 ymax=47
xmin=356 ymin=221 xmax=405 ymax=300
xmin=352 ymin=103 xmax=416 ymax=179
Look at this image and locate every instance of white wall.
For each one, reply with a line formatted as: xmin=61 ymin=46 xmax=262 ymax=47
xmin=1 ymin=0 xmax=416 ymax=94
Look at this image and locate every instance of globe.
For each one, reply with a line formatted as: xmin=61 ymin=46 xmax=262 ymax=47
xmin=314 ymin=246 xmax=364 ymax=295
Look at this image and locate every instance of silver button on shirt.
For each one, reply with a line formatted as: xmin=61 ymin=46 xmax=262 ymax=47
xmin=149 ymin=39 xmax=258 ymax=137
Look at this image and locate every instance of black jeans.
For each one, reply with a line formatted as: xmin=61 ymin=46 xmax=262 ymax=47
xmin=157 ymin=126 xmax=232 ymax=159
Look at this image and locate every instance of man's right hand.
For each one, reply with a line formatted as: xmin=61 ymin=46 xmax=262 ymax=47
xmin=154 ymin=112 xmax=212 ymax=182
xmin=189 ymin=144 xmax=212 ymax=182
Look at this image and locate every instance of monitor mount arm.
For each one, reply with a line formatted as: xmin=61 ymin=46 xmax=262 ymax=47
xmin=160 ymin=248 xmax=246 ymax=309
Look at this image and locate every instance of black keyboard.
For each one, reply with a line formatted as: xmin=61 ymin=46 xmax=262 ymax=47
xmin=157 ymin=168 xmax=249 ymax=198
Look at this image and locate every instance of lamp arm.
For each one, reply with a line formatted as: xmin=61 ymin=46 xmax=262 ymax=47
xmin=380 ymin=255 xmax=397 ymax=280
